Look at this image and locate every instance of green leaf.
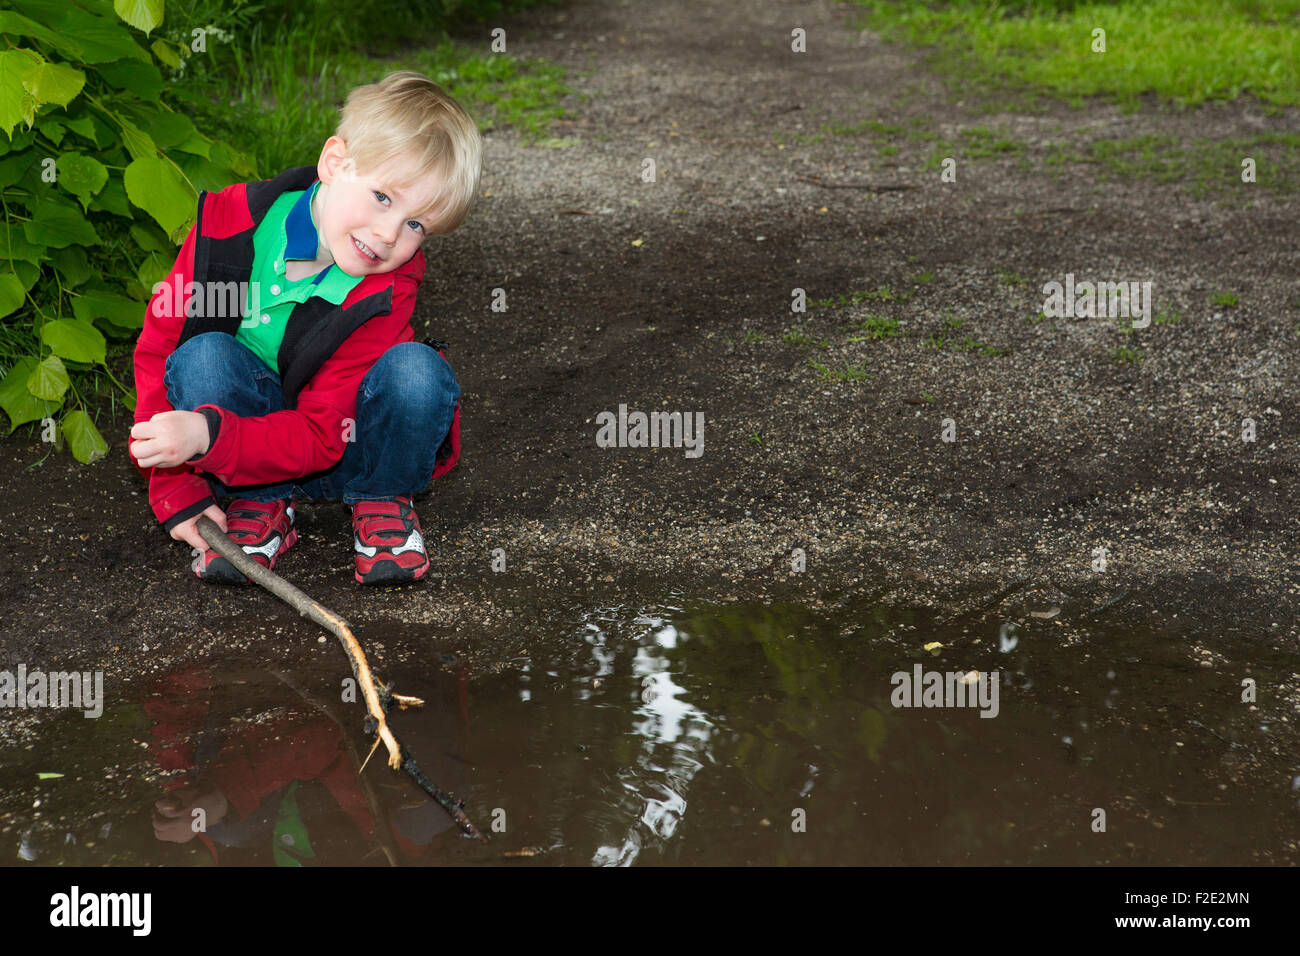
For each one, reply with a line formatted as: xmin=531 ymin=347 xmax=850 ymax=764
xmin=175 ymin=131 xmax=211 ymax=159
xmin=21 ymin=61 xmax=86 ymax=110
xmin=62 ymin=409 xmax=108 ymax=463
xmin=0 ymin=227 xmax=45 ymax=264
xmin=22 ymin=200 xmax=100 ymax=249
xmin=114 ymin=0 xmax=164 ymax=36
xmin=87 ymin=112 xmax=116 ymax=149
xmin=115 ymin=114 xmax=155 ymax=162
xmin=122 ymin=388 xmax=136 ymax=411
xmin=51 ymin=5 xmax=149 ymax=63
xmin=150 ymin=111 xmax=198 ymax=151
xmin=6 ymin=2 xmax=147 ymax=62
xmin=12 ymin=260 xmax=39 ymax=292
xmin=0 ymin=127 xmax=36 ymax=156
xmin=137 ymin=249 xmax=170 ymax=291
xmin=36 ymin=772 xmax=64 ymax=780
xmin=88 ymin=174 xmax=130 ymax=216
xmin=56 ymin=152 xmax=108 ymax=210
xmin=48 ymin=245 xmax=92 ymax=288
xmin=61 ymin=113 xmax=98 ymax=146
xmin=97 ymin=58 xmax=161 ymax=100
xmin=0 ymin=12 xmax=77 ymax=60
xmin=72 ymin=290 xmax=145 ymax=331
xmin=0 ymin=357 xmax=53 ymax=432
xmin=42 ymin=318 xmax=106 ymax=365
xmin=124 ymin=155 xmax=195 ymax=235
xmin=151 ymin=38 xmax=181 ymax=68
xmin=18 ymin=89 xmax=38 ymax=130
xmin=0 ymin=153 xmax=28 ymax=189
xmin=27 ymin=354 xmax=69 ymax=401
xmin=38 ymin=115 xmax=67 ymax=146
xmin=0 ymin=271 xmax=25 ymax=318
xmin=129 ymin=222 xmax=167 ymax=252
xmin=0 ymin=50 xmax=34 ymax=138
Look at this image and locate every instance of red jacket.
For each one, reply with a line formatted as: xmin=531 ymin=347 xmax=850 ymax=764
xmin=132 ymin=165 xmax=461 ymax=531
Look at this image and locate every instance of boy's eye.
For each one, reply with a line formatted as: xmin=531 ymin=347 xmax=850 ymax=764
xmin=374 ymin=191 xmax=422 ymax=232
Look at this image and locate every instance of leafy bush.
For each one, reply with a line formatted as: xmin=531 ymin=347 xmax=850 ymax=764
xmin=0 ymin=0 xmax=251 ymax=461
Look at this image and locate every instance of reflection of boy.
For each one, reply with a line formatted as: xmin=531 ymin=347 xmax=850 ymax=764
xmin=147 ymin=668 xmax=471 ymax=864
xmin=130 ymin=71 xmax=481 ymax=585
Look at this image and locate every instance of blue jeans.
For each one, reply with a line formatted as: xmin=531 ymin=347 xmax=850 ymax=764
xmin=163 ymin=332 xmax=460 ymax=505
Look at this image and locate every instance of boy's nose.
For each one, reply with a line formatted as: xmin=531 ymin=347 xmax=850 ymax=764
xmin=374 ymin=217 xmax=401 ymax=245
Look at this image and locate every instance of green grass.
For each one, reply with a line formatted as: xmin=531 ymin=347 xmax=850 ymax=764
xmin=1209 ymin=289 xmax=1240 ymax=306
xmin=191 ymin=27 xmax=572 ymax=179
xmin=922 ymin=126 xmax=1029 ymax=169
xmin=1112 ymin=344 xmax=1144 ymax=363
xmin=808 ymin=359 xmax=873 ymax=383
xmin=784 ymin=327 xmax=831 ymax=349
xmin=848 ymin=0 xmax=1300 ymax=108
xmin=1154 ymin=306 xmax=1182 ymax=324
xmin=1044 ymin=131 xmax=1300 ymax=197
xmin=845 ymin=315 xmax=903 ymax=340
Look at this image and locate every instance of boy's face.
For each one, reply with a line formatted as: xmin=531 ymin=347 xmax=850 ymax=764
xmin=315 ymin=136 xmax=441 ymax=277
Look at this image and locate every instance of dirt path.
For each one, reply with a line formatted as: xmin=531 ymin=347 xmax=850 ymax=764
xmin=2 ymin=0 xmax=1297 ymax=709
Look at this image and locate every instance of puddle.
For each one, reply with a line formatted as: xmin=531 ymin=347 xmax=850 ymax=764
xmin=2 ymin=598 xmax=1297 ymax=865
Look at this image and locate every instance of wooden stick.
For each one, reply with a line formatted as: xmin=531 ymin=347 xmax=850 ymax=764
xmin=196 ymin=516 xmax=487 ymax=843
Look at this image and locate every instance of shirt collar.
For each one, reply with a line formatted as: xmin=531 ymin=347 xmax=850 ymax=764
xmin=284 ymin=180 xmax=322 ymax=263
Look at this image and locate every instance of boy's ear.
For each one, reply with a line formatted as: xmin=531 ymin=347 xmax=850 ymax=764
xmin=318 ymin=136 xmax=350 ymax=184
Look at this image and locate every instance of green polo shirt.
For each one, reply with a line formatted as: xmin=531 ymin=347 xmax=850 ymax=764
xmin=237 ymin=180 xmax=363 ymax=372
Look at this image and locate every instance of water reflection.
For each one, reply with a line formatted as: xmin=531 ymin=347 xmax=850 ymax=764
xmin=2 ymin=598 xmax=1296 ymax=866
xmin=592 ymin=614 xmax=714 ymax=866
xmin=1 ymin=663 xmax=471 ymax=866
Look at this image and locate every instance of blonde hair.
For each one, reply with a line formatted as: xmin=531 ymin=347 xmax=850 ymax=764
xmin=335 ymin=70 xmax=483 ymax=235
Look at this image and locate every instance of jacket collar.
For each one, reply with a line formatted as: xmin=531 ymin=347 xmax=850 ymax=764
xmin=245 ymin=165 xmax=319 ymax=225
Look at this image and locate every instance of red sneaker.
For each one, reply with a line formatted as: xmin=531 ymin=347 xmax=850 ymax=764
xmin=193 ymin=498 xmax=297 ymax=584
xmin=351 ymin=496 xmax=429 ymax=585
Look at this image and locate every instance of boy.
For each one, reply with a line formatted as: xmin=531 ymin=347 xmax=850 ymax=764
xmin=128 ymin=71 xmax=481 ymax=585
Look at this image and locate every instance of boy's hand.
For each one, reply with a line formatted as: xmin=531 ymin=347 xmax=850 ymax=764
xmin=153 ymin=784 xmax=229 ymax=843
xmin=130 ymin=410 xmax=211 ymax=469
xmin=170 ymin=503 xmax=228 ymax=552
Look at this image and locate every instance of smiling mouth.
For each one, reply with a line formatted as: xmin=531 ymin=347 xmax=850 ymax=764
xmin=351 ymin=235 xmax=381 ymax=262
